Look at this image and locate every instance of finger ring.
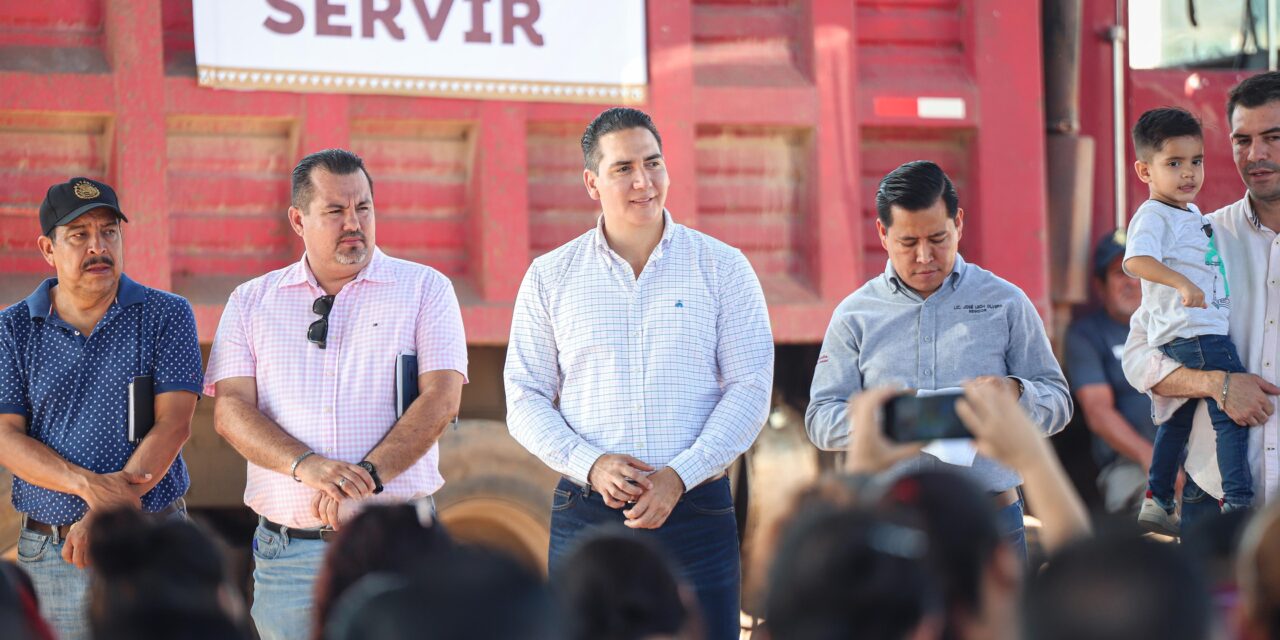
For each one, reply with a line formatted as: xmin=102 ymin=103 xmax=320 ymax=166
xmin=337 ymin=477 xmax=347 ymax=488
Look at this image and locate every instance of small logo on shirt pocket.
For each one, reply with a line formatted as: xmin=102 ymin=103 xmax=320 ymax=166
xmin=675 ymin=300 xmax=684 ymax=308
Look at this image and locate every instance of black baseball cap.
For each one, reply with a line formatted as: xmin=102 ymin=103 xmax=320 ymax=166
xmin=39 ymin=177 xmax=128 ymax=237
xmin=1092 ymin=228 xmax=1127 ymax=279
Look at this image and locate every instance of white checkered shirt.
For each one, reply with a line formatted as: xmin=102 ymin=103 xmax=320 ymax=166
xmin=205 ymin=248 xmax=468 ymax=528
xmin=505 ymin=211 xmax=774 ymax=489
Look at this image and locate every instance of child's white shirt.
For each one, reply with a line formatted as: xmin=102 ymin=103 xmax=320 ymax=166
xmin=1124 ymin=198 xmax=1230 ymax=346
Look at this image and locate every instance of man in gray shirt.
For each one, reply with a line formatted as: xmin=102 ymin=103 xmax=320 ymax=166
xmin=806 ymin=160 xmax=1071 ymax=557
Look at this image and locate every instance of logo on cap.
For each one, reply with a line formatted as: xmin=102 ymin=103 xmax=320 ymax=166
xmin=73 ymin=181 xmax=101 ymax=200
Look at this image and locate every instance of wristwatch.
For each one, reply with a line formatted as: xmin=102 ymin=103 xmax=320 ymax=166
xmin=358 ymin=460 xmax=384 ymax=494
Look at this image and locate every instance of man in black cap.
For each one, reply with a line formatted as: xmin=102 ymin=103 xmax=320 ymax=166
xmin=0 ymin=177 xmax=203 ymax=640
xmin=1064 ymin=229 xmax=1156 ymax=515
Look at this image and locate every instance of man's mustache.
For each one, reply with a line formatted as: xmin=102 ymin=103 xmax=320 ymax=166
xmin=338 ymin=231 xmax=366 ymax=245
xmin=1246 ymin=161 xmax=1280 ymax=174
xmin=82 ymin=256 xmax=114 ymax=271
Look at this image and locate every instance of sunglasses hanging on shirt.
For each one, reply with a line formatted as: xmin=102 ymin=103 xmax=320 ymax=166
xmin=308 ymin=295 xmax=335 ymax=349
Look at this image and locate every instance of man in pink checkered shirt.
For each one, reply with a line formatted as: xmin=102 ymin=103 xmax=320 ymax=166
xmin=204 ymin=149 xmax=468 ymax=640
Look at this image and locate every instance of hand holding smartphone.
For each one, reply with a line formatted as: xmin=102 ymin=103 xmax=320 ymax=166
xmin=883 ymin=390 xmax=972 ymax=442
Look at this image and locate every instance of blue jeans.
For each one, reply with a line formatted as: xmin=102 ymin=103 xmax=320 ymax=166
xmin=17 ymin=528 xmax=91 ymax=640
xmin=997 ymin=499 xmax=1028 ymax=564
xmin=1179 ymin=475 xmax=1220 ymax=535
xmin=17 ymin=503 xmax=189 ymax=640
xmin=1153 ymin=335 xmax=1251 ymax=509
xmin=548 ymin=476 xmax=741 ymax=640
xmin=250 ymin=520 xmax=328 ymax=640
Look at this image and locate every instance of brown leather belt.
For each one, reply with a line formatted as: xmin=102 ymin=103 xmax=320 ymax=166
xmin=24 ymin=498 xmax=186 ymax=541
xmin=991 ymin=488 xmax=1021 ymax=509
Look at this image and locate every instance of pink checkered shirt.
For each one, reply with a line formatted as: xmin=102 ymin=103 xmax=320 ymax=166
xmin=204 ymin=248 xmax=468 ymax=528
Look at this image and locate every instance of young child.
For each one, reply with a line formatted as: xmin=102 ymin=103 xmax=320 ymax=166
xmin=1124 ymin=107 xmax=1249 ymax=536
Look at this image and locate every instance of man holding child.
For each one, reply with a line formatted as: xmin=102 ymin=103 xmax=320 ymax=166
xmin=1124 ymin=71 xmax=1280 ymax=531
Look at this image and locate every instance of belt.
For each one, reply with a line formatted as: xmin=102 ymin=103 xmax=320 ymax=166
xmin=991 ymin=488 xmax=1021 ymax=509
xmin=566 ymin=471 xmax=727 ymax=494
xmin=24 ymin=498 xmax=186 ymax=542
xmin=260 ymin=517 xmax=338 ymax=542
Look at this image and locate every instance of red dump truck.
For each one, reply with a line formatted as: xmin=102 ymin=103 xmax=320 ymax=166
xmin=0 ymin=0 xmax=1267 ymax=613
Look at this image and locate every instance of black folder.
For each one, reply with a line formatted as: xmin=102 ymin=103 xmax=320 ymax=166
xmin=128 ymin=375 xmax=155 ymax=444
xmin=396 ymin=353 xmax=419 ymax=419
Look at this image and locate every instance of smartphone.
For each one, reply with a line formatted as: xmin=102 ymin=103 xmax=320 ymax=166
xmin=883 ymin=391 xmax=972 ymax=442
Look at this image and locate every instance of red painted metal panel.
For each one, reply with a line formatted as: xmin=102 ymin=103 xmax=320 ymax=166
xmin=857 ymin=7 xmax=964 ymax=49
xmin=0 ymin=0 xmax=103 ymax=27
xmin=165 ymin=77 xmax=307 ymax=118
xmin=299 ymin=94 xmax=351 ymax=154
xmin=693 ymin=0 xmax=808 ymax=87
xmin=107 ymin=0 xmax=172 ymax=291
xmin=648 ymin=0 xmax=699 ymax=230
xmin=693 ymin=86 xmax=819 ymax=126
xmin=166 ymin=115 xmax=294 ymax=293
xmin=527 ymin=121 xmax=598 ymax=255
xmin=811 ymin=0 xmax=861 ymax=307
xmin=0 ymin=0 xmax=104 ymax=51
xmin=160 ymin=0 xmax=194 ymax=67
xmin=170 ymin=215 xmax=293 ymax=253
xmin=856 ymin=0 xmax=967 ymax=80
xmin=0 ymin=72 xmax=114 ymax=111
xmin=0 ymin=0 xmax=1052 ymax=345
xmin=696 ymin=123 xmax=810 ymax=302
xmin=1077 ymin=0 xmax=1121 ymax=250
xmin=469 ymin=101 xmax=529 ymax=302
xmin=971 ymin=0 xmax=1049 ymax=313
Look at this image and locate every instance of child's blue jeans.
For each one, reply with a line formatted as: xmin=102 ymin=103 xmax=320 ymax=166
xmin=1150 ymin=334 xmax=1251 ymax=510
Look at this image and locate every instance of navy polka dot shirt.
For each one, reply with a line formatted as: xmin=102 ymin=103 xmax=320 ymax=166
xmin=0 ymin=275 xmax=203 ymax=525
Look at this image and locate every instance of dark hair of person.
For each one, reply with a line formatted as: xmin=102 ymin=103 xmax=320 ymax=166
xmin=1227 ymin=71 xmax=1280 ymax=123
xmin=0 ymin=561 xmax=54 ymax=640
xmin=875 ymin=160 xmax=960 ymax=227
xmin=1181 ymin=507 xmax=1251 ymax=588
xmin=1023 ymin=533 xmax=1211 ymax=640
xmin=311 ymin=503 xmax=452 ymax=639
xmin=324 ymin=545 xmax=558 ymax=640
xmin=581 ymin=107 xmax=663 ymax=173
xmin=86 ymin=509 xmax=248 ymax=639
xmin=93 ymin=609 xmax=249 ymax=640
xmin=765 ymin=505 xmax=938 ymax=640
xmin=1236 ymin=500 xmax=1280 ymax=640
xmin=291 ymin=148 xmax=374 ymax=210
xmin=876 ymin=471 xmax=1001 ymax=640
xmin=1131 ymin=107 xmax=1202 ymax=160
xmin=554 ymin=530 xmax=690 ymax=640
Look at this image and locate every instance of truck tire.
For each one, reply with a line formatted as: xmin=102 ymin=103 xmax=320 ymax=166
xmin=434 ymin=419 xmax=561 ymax=575
xmin=739 ymin=404 xmax=820 ymax=616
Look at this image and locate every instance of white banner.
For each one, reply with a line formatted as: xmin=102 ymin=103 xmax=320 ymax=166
xmin=193 ymin=0 xmax=648 ymax=104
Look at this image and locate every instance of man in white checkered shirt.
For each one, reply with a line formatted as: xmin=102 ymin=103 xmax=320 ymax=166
xmin=205 ymin=149 xmax=467 ymax=640
xmin=505 ymin=107 xmax=774 ymax=640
